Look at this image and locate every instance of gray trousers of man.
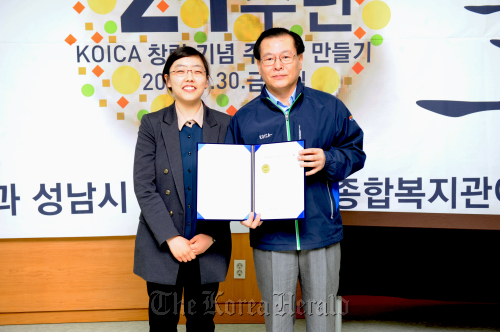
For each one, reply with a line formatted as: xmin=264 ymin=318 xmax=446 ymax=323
xmin=253 ymin=242 xmax=341 ymax=332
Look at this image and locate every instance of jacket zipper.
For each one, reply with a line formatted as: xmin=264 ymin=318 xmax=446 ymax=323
xmin=326 ymin=181 xmax=334 ymax=219
xmin=267 ymin=94 xmax=302 ymax=250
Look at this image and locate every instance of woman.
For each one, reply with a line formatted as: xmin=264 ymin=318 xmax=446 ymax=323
xmin=133 ymin=46 xmax=232 ymax=331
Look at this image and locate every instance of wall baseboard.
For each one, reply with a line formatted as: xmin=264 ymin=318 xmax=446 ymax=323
xmin=0 ymin=305 xmax=266 ymax=326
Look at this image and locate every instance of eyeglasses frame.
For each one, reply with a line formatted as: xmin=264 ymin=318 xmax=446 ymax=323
xmin=260 ymin=54 xmax=298 ymax=66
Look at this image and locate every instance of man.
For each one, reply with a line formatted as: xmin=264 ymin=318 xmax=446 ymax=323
xmin=225 ymin=28 xmax=366 ymax=331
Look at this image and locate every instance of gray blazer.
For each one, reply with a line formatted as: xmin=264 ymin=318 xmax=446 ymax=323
xmin=133 ymin=102 xmax=232 ymax=285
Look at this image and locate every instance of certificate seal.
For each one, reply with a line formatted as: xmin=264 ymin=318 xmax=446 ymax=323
xmin=262 ymin=164 xmax=270 ymax=173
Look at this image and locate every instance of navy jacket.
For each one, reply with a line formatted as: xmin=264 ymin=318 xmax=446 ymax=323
xmin=225 ymin=79 xmax=366 ymax=251
xmin=133 ymin=102 xmax=232 ymax=285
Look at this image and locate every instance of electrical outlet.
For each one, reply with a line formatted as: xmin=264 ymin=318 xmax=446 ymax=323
xmin=234 ymin=259 xmax=246 ymax=279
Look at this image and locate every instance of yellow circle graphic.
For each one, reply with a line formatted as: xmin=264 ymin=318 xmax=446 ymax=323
xmin=234 ymin=14 xmax=262 ymax=42
xmin=311 ymin=67 xmax=340 ymax=94
xmin=88 ymin=0 xmax=116 ymax=15
xmin=181 ymin=0 xmax=210 ymax=28
xmin=112 ymin=66 xmax=141 ymax=95
xmin=151 ymin=94 xmax=175 ymax=113
xmin=362 ymin=1 xmax=391 ymax=30
xmin=262 ymin=164 xmax=270 ymax=174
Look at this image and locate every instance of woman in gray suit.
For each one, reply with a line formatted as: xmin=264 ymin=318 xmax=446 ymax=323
xmin=133 ymin=46 xmax=232 ymax=332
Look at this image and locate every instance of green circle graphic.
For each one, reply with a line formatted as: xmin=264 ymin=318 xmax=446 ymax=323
xmin=290 ymin=25 xmax=303 ymax=37
xmin=194 ymin=31 xmax=207 ymax=44
xmin=81 ymin=84 xmax=95 ymax=97
xmin=371 ymin=34 xmax=384 ymax=46
xmin=216 ymin=94 xmax=229 ymax=107
xmin=137 ymin=109 xmax=149 ymax=121
xmin=105 ymin=21 xmax=118 ymax=34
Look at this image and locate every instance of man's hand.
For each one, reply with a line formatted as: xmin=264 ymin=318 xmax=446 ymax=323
xmin=189 ymin=234 xmax=213 ymax=256
xmin=166 ymin=236 xmax=196 ymax=262
xmin=298 ymin=148 xmax=326 ymax=176
xmin=241 ymin=212 xmax=262 ymax=229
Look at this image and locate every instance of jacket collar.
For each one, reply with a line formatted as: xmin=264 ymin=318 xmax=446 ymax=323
xmin=260 ymin=78 xmax=305 ymax=110
xmin=162 ymin=102 xmax=178 ymax=126
xmin=202 ymin=101 xmax=218 ymax=128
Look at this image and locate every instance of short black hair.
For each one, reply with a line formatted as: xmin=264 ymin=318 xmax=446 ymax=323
xmin=162 ymin=46 xmax=210 ymax=93
xmin=253 ymin=27 xmax=305 ymax=61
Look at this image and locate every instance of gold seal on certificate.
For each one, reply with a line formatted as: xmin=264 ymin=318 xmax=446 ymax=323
xmin=262 ymin=164 xmax=270 ymax=173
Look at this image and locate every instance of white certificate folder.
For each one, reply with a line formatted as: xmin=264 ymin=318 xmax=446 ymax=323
xmin=197 ymin=141 xmax=305 ymax=221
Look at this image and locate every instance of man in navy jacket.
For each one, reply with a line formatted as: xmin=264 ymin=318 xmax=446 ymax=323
xmin=225 ymin=28 xmax=366 ymax=331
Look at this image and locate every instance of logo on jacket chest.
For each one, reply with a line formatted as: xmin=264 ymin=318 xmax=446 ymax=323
xmin=259 ymin=133 xmax=273 ymax=140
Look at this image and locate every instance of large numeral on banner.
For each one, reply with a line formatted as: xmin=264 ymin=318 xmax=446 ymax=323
xmin=229 ymin=73 xmax=239 ymax=89
xmin=143 ymin=74 xmax=153 ymax=90
xmin=155 ymin=73 xmax=165 ymax=90
xmin=143 ymin=73 xmax=165 ymax=90
xmin=217 ymin=72 xmax=227 ymax=89
xmin=210 ymin=0 xmax=228 ymax=32
xmin=121 ymin=0 xmax=178 ymax=33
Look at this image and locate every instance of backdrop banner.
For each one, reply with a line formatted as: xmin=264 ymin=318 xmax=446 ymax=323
xmin=1 ymin=0 xmax=499 ymax=238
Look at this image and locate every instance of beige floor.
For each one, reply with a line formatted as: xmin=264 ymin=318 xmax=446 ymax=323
xmin=0 ymin=320 xmax=499 ymax=332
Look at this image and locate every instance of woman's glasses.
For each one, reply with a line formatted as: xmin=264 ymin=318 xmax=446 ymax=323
xmin=169 ymin=69 xmax=206 ymax=77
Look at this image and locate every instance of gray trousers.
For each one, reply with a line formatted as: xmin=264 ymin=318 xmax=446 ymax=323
xmin=253 ymin=242 xmax=341 ymax=332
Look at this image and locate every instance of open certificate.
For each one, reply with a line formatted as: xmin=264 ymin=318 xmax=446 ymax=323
xmin=197 ymin=141 xmax=305 ymax=221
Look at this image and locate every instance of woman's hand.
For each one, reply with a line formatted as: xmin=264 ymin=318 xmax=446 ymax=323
xmin=166 ymin=236 xmax=196 ymax=262
xmin=189 ymin=234 xmax=214 ymax=255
